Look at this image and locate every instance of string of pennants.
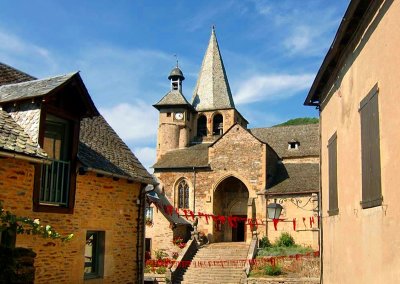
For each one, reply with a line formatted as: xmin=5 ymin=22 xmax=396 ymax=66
xmin=150 ymin=200 xmax=318 ymax=231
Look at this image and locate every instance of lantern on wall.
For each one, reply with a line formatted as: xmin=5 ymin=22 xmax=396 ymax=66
xmin=267 ymin=203 xmax=283 ymax=219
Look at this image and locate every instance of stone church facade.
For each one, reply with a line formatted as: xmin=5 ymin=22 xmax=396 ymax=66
xmin=146 ymin=28 xmax=319 ymax=256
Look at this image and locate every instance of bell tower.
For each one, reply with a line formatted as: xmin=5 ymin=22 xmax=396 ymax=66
xmin=153 ymin=66 xmax=194 ymax=159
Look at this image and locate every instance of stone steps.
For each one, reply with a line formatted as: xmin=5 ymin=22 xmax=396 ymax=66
xmin=177 ymin=242 xmax=249 ymax=284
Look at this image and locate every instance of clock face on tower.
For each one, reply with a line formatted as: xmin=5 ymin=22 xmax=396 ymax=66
xmin=175 ymin=112 xmax=184 ymax=120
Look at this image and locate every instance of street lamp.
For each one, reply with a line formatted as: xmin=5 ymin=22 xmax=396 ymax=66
xmin=267 ymin=203 xmax=283 ymax=219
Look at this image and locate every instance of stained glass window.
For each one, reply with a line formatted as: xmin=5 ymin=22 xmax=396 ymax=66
xmin=178 ymin=180 xmax=189 ymax=209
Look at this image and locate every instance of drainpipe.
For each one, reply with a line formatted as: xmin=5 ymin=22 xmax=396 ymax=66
xmin=136 ymin=183 xmax=146 ymax=284
xmin=318 ymin=109 xmax=323 ymax=284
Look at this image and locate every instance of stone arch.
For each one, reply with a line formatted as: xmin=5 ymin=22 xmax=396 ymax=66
xmin=197 ymin=114 xmax=207 ymax=137
xmin=212 ymin=173 xmax=255 ymax=198
xmin=212 ymin=112 xmax=223 ymax=135
xmin=228 ymin=198 xmax=248 ymax=216
xmin=213 ymin=175 xmax=250 ymax=242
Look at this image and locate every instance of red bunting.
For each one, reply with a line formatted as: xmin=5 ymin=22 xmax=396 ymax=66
xmin=189 ymin=210 xmax=195 ymax=221
xmin=183 ymin=209 xmax=189 ymax=219
xmin=273 ymin=218 xmax=279 ymax=231
xmin=150 ymin=200 xmax=316 ymax=231
xmin=310 ymin=216 xmax=315 ymax=228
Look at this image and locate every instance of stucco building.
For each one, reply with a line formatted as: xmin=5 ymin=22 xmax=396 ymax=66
xmin=146 ymin=28 xmax=320 ymax=256
xmin=0 ymin=63 xmax=154 ymax=283
xmin=305 ymin=0 xmax=400 ymax=282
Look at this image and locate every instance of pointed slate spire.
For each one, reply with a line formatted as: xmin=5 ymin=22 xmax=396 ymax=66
xmin=191 ymin=27 xmax=235 ymax=111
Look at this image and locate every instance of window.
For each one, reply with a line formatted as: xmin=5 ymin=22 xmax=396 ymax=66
xmin=197 ymin=115 xmax=207 ymax=137
xmin=166 ymin=112 xmax=171 ymax=117
xmin=328 ymin=133 xmax=338 ymax=215
xmin=38 ymin=114 xmax=74 ymax=207
xmin=84 ymin=231 xmax=105 ymax=280
xmin=359 ymin=84 xmax=382 ymax=209
xmin=288 ymin=141 xmax=300 ymax=150
xmin=145 ymin=238 xmax=152 ymax=261
xmin=177 ymin=179 xmax=189 ymax=209
xmin=212 ymin=114 xmax=223 ymax=135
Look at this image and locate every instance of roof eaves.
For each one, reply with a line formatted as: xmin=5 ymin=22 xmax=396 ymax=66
xmin=305 ymin=0 xmax=381 ymax=106
xmin=0 ymin=72 xmax=78 ymax=104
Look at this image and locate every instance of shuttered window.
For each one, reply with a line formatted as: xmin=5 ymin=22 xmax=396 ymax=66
xmin=359 ymin=84 xmax=382 ymax=209
xmin=328 ymin=132 xmax=338 ymax=215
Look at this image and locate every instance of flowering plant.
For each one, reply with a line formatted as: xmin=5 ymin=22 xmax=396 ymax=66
xmin=172 ymin=236 xmax=183 ymax=245
xmin=0 ymin=201 xmax=73 ymax=248
xmin=172 ymin=236 xmax=186 ymax=248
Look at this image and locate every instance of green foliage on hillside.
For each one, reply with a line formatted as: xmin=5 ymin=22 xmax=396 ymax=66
xmin=274 ymin=117 xmax=319 ymax=127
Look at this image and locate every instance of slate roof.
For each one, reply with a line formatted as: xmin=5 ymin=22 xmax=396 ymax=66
xmin=153 ymin=143 xmax=210 ymax=169
xmin=153 ymin=90 xmax=192 ymax=109
xmin=267 ymin=162 xmax=319 ymax=194
xmin=79 ymin=115 xmax=154 ymax=184
xmin=0 ymin=63 xmax=36 ymax=86
xmin=0 ymin=109 xmax=46 ymax=158
xmin=250 ymin=124 xmax=319 ymax=158
xmin=0 ymin=63 xmax=153 ymax=184
xmin=0 ymin=72 xmax=77 ymax=104
xmin=191 ymin=27 xmax=235 ymax=111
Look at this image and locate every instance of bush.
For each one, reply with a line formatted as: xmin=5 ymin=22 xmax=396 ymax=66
xmin=259 ymin=236 xmax=272 ymax=248
xmin=154 ymin=249 xmax=168 ymax=260
xmin=264 ymin=264 xmax=282 ymax=276
xmin=275 ymin=232 xmax=295 ymax=247
xmin=156 ymin=266 xmax=167 ymax=274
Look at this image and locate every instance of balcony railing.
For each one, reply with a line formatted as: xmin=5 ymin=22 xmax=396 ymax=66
xmin=39 ymin=159 xmax=70 ymax=206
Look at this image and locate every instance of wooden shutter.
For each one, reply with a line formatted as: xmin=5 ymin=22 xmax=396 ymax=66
xmin=360 ymin=84 xmax=382 ymax=208
xmin=328 ymin=133 xmax=338 ymax=215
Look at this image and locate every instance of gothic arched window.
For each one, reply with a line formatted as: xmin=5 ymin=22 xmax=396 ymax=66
xmin=197 ymin=115 xmax=207 ymax=137
xmin=177 ymin=179 xmax=190 ymax=209
xmin=212 ymin=113 xmax=223 ymax=135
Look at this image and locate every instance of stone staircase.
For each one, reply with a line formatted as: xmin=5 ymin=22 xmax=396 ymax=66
xmin=176 ymin=242 xmax=249 ymax=284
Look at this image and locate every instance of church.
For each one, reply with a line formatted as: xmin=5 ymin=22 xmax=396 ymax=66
xmin=145 ymin=28 xmax=319 ymax=256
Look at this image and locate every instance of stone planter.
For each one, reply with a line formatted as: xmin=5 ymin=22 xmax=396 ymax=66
xmin=0 ymin=247 xmax=37 ymax=284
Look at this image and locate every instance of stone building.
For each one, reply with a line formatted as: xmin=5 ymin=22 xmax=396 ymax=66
xmin=146 ymin=28 xmax=320 ymax=256
xmin=305 ymin=0 xmax=400 ymax=283
xmin=0 ymin=63 xmax=154 ymax=283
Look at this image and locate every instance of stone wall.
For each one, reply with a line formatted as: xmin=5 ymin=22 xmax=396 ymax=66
xmin=318 ymin=1 xmax=400 ymax=283
xmin=0 ymin=157 xmax=144 ymax=283
xmin=153 ymin=124 xmax=270 ymax=246
xmin=266 ymin=196 xmax=319 ymax=249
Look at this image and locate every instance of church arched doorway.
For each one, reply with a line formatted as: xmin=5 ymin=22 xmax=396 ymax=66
xmin=213 ymin=176 xmax=249 ymax=242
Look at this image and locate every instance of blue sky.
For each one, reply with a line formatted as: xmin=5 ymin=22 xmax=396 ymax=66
xmin=0 ymin=0 xmax=349 ymax=171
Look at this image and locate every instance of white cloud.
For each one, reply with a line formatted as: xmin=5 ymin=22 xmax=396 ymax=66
xmin=133 ymin=146 xmax=156 ymax=173
xmin=0 ymin=28 xmax=58 ymax=74
xmin=234 ymin=73 xmax=314 ymax=105
xmin=250 ymin=0 xmax=271 ymax=16
xmin=99 ymin=101 xmax=158 ymax=143
xmin=284 ymin=26 xmax=312 ymax=54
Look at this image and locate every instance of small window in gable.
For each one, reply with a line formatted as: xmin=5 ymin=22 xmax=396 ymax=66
xmin=35 ymin=113 xmax=78 ymax=211
xmin=288 ymin=141 xmax=300 ymax=150
xmin=177 ymin=179 xmax=190 ymax=209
